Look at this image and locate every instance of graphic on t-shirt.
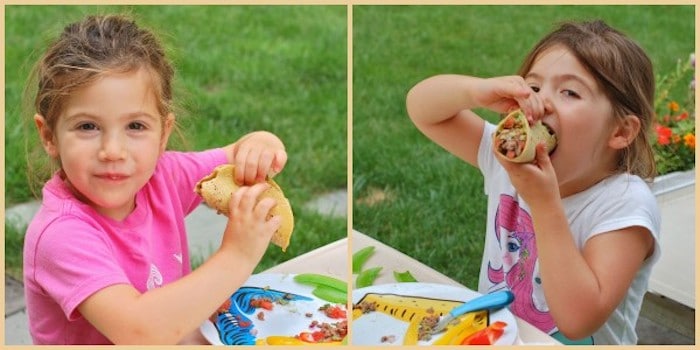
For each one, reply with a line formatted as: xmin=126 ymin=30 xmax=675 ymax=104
xmin=487 ymin=194 xmax=555 ymax=334
xmin=146 ymin=263 xmax=164 ymax=290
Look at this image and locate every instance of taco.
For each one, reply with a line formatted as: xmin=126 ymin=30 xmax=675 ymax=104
xmin=494 ymin=109 xmax=557 ymax=163
xmin=195 ymin=164 xmax=294 ymax=251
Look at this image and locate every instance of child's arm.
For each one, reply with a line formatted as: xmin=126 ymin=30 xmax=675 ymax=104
xmin=406 ymin=74 xmax=537 ymax=167
xmin=497 ymin=144 xmax=654 ymax=339
xmin=78 ymin=182 xmax=280 ymax=344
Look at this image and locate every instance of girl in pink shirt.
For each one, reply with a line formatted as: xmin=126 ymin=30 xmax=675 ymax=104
xmin=23 ymin=14 xmax=287 ymax=344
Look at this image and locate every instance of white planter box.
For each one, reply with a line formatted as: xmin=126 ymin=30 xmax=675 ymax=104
xmin=649 ymin=169 xmax=695 ymax=309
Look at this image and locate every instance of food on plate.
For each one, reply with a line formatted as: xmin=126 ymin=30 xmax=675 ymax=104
xmin=319 ymin=304 xmax=347 ymax=319
xmin=460 ymin=321 xmax=507 ymax=345
xmin=293 ymin=273 xmax=348 ymax=304
xmin=381 ymin=335 xmax=397 ymax=343
xmin=352 ymin=292 xmax=494 ymax=345
xmin=298 ymin=319 xmax=348 ymax=343
xmin=493 ymin=109 xmax=557 ymax=163
xmin=432 ymin=311 xmax=488 ymax=345
xmin=194 ymin=164 xmax=294 ymax=251
xmin=293 ymin=274 xmax=348 ymax=293
xmin=417 ymin=311 xmax=440 ymax=342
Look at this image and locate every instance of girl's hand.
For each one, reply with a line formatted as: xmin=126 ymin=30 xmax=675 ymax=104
xmin=475 ymin=76 xmax=544 ymax=123
xmin=230 ymin=131 xmax=288 ymax=185
xmin=494 ymin=142 xmax=559 ymax=210
xmin=219 ymin=182 xmax=281 ymax=265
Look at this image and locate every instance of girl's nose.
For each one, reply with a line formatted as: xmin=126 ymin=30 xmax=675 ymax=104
xmin=98 ymin=132 xmax=127 ymax=161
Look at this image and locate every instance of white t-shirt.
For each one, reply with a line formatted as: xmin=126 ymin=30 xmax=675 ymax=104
xmin=476 ymin=122 xmax=661 ymax=345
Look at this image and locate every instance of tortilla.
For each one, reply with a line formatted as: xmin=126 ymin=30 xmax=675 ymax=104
xmin=194 ymin=164 xmax=294 ymax=251
xmin=493 ymin=109 xmax=557 ymax=163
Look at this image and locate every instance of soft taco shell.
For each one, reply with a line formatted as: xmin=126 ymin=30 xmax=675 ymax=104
xmin=493 ymin=109 xmax=557 ymax=163
xmin=194 ymin=164 xmax=294 ymax=251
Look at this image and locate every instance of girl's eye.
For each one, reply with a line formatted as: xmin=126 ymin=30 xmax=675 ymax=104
xmin=77 ymin=123 xmax=97 ymax=131
xmin=529 ymin=85 xmax=540 ymax=93
xmin=128 ymin=122 xmax=146 ymax=130
xmin=562 ymin=89 xmax=580 ymax=98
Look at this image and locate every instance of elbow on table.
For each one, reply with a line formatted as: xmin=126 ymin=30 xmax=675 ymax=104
xmin=554 ymin=325 xmax=595 ymax=342
xmin=109 ymin=325 xmax=190 ymax=345
xmin=553 ymin=316 xmax=602 ymax=342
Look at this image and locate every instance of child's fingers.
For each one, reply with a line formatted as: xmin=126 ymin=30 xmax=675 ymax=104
xmin=230 ymin=182 xmax=270 ymax=215
xmin=534 ymin=142 xmax=553 ymax=169
xmin=233 ymin=147 xmax=251 ymax=185
xmin=256 ymin=151 xmax=275 ymax=182
xmin=242 ymin=148 xmax=263 ymax=184
xmin=254 ymin=197 xmax=277 ymax=219
xmin=270 ymin=150 xmax=288 ymax=177
xmin=265 ymin=215 xmax=283 ymax=234
xmin=503 ymin=76 xmax=531 ymax=99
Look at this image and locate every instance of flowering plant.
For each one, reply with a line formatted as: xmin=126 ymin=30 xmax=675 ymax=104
xmin=652 ymin=53 xmax=695 ymax=176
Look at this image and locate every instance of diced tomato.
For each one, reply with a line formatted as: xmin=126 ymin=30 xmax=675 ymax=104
xmin=297 ymin=332 xmax=316 ymax=343
xmin=297 ymin=331 xmax=326 ymax=343
xmin=503 ymin=117 xmax=515 ymax=128
xmin=312 ymin=331 xmax=325 ymax=342
xmin=460 ymin=321 xmax=507 ymax=345
xmin=322 ymin=305 xmax=347 ymax=319
xmin=250 ymin=298 xmax=274 ymax=310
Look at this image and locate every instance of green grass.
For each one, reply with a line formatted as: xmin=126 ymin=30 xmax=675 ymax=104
xmin=352 ymin=5 xmax=695 ymax=289
xmin=5 ymin=5 xmax=347 ymax=276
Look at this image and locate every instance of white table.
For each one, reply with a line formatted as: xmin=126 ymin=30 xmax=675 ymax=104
xmin=189 ymin=232 xmax=558 ymax=345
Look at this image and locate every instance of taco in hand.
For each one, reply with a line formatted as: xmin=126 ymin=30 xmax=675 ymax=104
xmin=494 ymin=109 xmax=557 ymax=163
xmin=195 ymin=164 xmax=294 ymax=251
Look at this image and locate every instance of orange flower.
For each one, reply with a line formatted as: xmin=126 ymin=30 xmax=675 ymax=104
xmin=668 ymin=101 xmax=680 ymax=112
xmin=683 ymin=133 xmax=695 ymax=149
xmin=672 ymin=134 xmax=681 ymax=144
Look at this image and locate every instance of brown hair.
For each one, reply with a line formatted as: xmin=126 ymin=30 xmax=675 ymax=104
xmin=517 ymin=20 xmax=656 ymax=180
xmin=25 ymin=14 xmax=182 ymax=196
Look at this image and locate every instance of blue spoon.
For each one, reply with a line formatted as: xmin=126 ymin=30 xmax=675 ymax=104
xmin=432 ymin=290 xmax=515 ymax=334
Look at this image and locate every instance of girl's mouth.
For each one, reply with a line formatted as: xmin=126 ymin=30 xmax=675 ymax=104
xmin=542 ymin=122 xmax=558 ymax=155
xmin=97 ymin=173 xmax=129 ymax=181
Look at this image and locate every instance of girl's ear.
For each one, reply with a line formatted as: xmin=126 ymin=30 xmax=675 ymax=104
xmin=608 ymin=114 xmax=641 ymax=150
xmin=34 ymin=114 xmax=59 ymax=158
xmin=160 ymin=113 xmax=175 ymax=153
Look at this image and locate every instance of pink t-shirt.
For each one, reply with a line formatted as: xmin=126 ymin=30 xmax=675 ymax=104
xmin=23 ymin=149 xmax=228 ymax=344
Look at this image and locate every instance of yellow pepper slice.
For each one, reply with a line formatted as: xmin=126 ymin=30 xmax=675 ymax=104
xmin=263 ymin=336 xmax=343 ymax=346
xmin=432 ymin=311 xmax=488 ymax=345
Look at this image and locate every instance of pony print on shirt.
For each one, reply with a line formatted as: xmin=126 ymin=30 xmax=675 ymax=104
xmin=486 ymin=194 xmax=595 ymax=345
xmin=487 ymin=194 xmax=555 ymax=333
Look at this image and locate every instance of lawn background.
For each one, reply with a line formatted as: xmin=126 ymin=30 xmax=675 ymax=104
xmin=353 ymin=5 xmax=695 ymax=290
xmin=4 ymin=5 xmax=347 ymax=280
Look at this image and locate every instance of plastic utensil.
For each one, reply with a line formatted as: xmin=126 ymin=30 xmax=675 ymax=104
xmin=432 ymin=290 xmax=514 ymax=334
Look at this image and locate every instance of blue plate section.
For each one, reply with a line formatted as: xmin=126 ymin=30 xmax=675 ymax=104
xmin=215 ymin=286 xmax=314 ymax=345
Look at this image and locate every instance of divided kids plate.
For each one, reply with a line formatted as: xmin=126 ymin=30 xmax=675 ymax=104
xmin=352 ymin=283 xmax=518 ymax=345
xmin=199 ymin=273 xmax=347 ymax=345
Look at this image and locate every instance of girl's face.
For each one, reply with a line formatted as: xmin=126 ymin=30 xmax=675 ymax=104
xmin=36 ymin=67 xmax=173 ymax=220
xmin=525 ymin=46 xmax=619 ymax=197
